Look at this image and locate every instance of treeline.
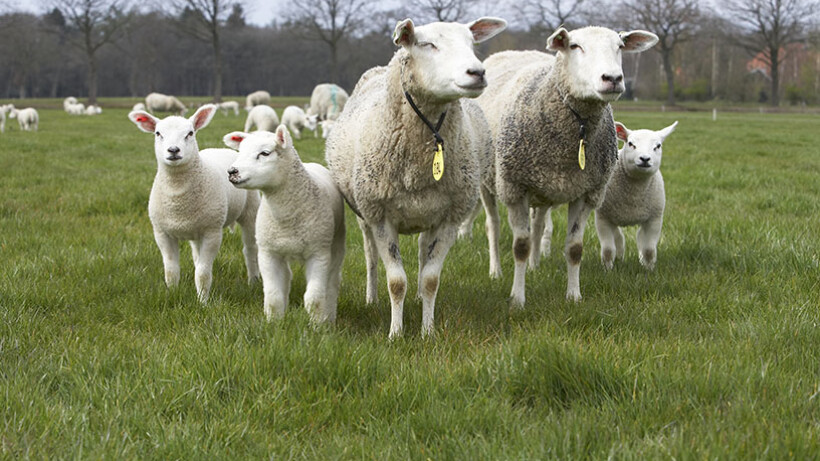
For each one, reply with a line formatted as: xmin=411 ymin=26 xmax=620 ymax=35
xmin=0 ymin=3 xmax=818 ymax=105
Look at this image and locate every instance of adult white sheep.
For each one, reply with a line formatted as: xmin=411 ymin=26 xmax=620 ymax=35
xmin=85 ymin=105 xmax=102 ymax=115
xmin=245 ymin=90 xmax=270 ymax=110
xmin=66 ymin=103 xmax=86 ymax=115
xmin=244 ymin=105 xmax=280 ymax=132
xmin=281 ymin=105 xmax=318 ymax=139
xmin=127 ymin=104 xmax=261 ymax=302
xmin=218 ymin=100 xmax=240 ymax=116
xmin=477 ymin=26 xmax=658 ymax=306
xmin=224 ymin=126 xmax=345 ymax=323
xmin=63 ymin=97 xmax=78 ymax=112
xmin=307 ymin=83 xmax=349 ymax=121
xmin=145 ymin=92 xmax=187 ymax=115
xmin=595 ymin=120 xmax=678 ymax=270
xmin=9 ymin=107 xmax=39 ymax=131
xmin=325 ymin=17 xmax=507 ymax=338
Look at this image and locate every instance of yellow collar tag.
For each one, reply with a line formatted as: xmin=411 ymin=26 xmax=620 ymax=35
xmin=578 ymin=139 xmax=586 ymax=170
xmin=433 ymin=142 xmax=444 ymax=181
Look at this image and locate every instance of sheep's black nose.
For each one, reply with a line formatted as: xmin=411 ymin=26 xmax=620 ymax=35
xmin=467 ymin=68 xmax=486 ymax=79
xmin=167 ymin=146 xmax=180 ymax=154
xmin=639 ymin=156 xmax=651 ymax=164
xmin=602 ymin=73 xmax=624 ymax=84
xmin=227 ymin=167 xmax=239 ymax=176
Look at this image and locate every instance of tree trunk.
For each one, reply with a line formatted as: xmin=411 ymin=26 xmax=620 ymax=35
xmin=770 ymin=47 xmax=780 ymax=106
xmin=87 ymin=52 xmax=98 ymax=104
xmin=662 ymin=47 xmax=676 ymax=105
xmin=213 ymin=27 xmax=223 ymax=103
xmin=330 ymin=41 xmax=339 ymax=83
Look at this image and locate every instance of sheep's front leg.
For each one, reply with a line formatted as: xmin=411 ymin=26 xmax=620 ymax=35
xmin=358 ymin=218 xmax=379 ymax=305
xmin=370 ymin=221 xmax=406 ymax=339
xmin=325 ymin=227 xmax=346 ymax=323
xmin=594 ymin=211 xmax=618 ymax=270
xmin=304 ymin=253 xmax=331 ymax=323
xmin=191 ymin=230 xmax=223 ymax=303
xmin=417 ymin=224 xmax=458 ymax=338
xmin=529 ymin=206 xmax=548 ymax=270
xmin=481 ymin=184 xmax=502 ymax=279
xmin=565 ymin=199 xmax=594 ymax=302
xmin=238 ymin=221 xmax=260 ymax=283
xmin=507 ymin=199 xmax=530 ymax=308
xmin=153 ymin=229 xmax=180 ymax=289
xmin=637 ymin=216 xmax=663 ymax=270
xmin=259 ymin=251 xmax=291 ymax=321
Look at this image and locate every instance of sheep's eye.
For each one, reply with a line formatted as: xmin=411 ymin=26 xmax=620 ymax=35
xmin=655 ymin=144 xmax=662 ymax=150
xmin=186 ymin=131 xmax=194 ymax=139
xmin=628 ymin=141 xmax=635 ymax=148
xmin=569 ymin=43 xmax=582 ymax=51
xmin=417 ymin=41 xmax=437 ymax=50
xmin=155 ymin=131 xmax=161 ymax=137
xmin=256 ymin=150 xmax=271 ymax=159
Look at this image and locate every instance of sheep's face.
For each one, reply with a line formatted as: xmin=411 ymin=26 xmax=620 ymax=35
xmin=615 ymin=121 xmax=677 ymax=178
xmin=224 ymin=126 xmax=295 ymax=191
xmin=394 ymin=17 xmax=507 ymax=101
xmin=305 ymin=114 xmax=318 ymax=131
xmin=548 ymin=27 xmax=658 ymax=102
xmin=129 ymin=104 xmax=216 ymax=167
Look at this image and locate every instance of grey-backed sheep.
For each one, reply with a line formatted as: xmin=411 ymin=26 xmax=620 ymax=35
xmin=477 ymin=26 xmax=658 ymax=306
xmin=325 ymin=17 xmax=507 ymax=338
xmin=244 ymin=105 xmax=280 ymax=132
xmin=308 ymin=83 xmax=349 ymax=121
xmin=127 ymin=104 xmax=260 ymax=302
xmin=224 ymin=126 xmax=345 ymax=323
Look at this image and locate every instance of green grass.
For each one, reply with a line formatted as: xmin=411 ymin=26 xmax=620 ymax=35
xmin=1 ymin=101 xmax=819 ymax=459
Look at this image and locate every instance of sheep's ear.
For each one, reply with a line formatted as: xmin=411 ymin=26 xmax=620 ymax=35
xmin=223 ymin=131 xmax=248 ymax=150
xmin=191 ymin=104 xmax=216 ymax=132
xmin=658 ymin=121 xmax=678 ymax=141
xmin=468 ymin=17 xmax=507 ymax=43
xmin=129 ymin=111 xmax=158 ymax=133
xmin=547 ymin=27 xmax=571 ymax=52
xmin=620 ymin=30 xmax=659 ymax=53
xmin=614 ymin=122 xmax=629 ymax=142
xmin=275 ymin=125 xmax=293 ymax=150
xmin=393 ymin=19 xmax=415 ymax=47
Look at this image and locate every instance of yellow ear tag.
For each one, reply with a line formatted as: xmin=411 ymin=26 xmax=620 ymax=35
xmin=433 ymin=142 xmax=444 ymax=181
xmin=578 ymin=139 xmax=586 ymax=170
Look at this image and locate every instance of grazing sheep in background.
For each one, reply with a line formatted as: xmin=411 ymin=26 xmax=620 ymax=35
xmin=9 ymin=107 xmax=39 ymax=131
xmin=127 ymin=104 xmax=260 ymax=302
xmin=218 ymin=101 xmax=240 ymax=116
xmin=307 ymin=83 xmax=349 ymax=121
xmin=595 ymin=120 xmax=678 ymax=270
xmin=63 ymin=97 xmax=78 ymax=112
xmin=85 ymin=105 xmax=102 ymax=115
xmin=281 ymin=105 xmax=318 ymax=139
xmin=145 ymin=92 xmax=187 ymax=115
xmin=477 ymin=26 xmax=658 ymax=306
xmin=0 ymin=104 xmax=11 ymax=133
xmin=245 ymin=90 xmax=271 ymax=111
xmin=132 ymin=102 xmax=146 ymax=112
xmin=325 ymin=17 xmax=507 ymax=338
xmin=224 ymin=126 xmax=345 ymax=323
xmin=319 ymin=119 xmax=334 ymax=139
xmin=66 ymin=103 xmax=86 ymax=115
xmin=244 ymin=105 xmax=280 ymax=132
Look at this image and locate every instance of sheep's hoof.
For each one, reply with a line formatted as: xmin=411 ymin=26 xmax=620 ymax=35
xmin=566 ymin=290 xmax=582 ymax=303
xmin=489 ymin=267 xmax=502 ymax=279
xmin=602 ymin=259 xmax=614 ymax=271
xmin=388 ymin=327 xmax=403 ymax=340
xmin=509 ymin=295 xmax=525 ymax=310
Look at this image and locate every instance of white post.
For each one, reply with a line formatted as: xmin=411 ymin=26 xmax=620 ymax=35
xmin=712 ymin=108 xmax=717 ymax=121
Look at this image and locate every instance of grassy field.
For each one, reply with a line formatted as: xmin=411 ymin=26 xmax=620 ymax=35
xmin=1 ymin=100 xmax=819 ymax=459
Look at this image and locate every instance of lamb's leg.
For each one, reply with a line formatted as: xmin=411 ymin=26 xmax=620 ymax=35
xmin=529 ymin=206 xmax=547 ymax=270
xmin=481 ymin=184 xmax=502 ymax=279
xmin=457 ymin=202 xmax=481 ymax=240
xmin=304 ymin=253 xmax=331 ymax=323
xmin=507 ymin=199 xmax=530 ymax=308
xmin=237 ymin=204 xmax=260 ymax=283
xmin=594 ymin=211 xmax=618 ymax=270
xmin=154 ymin=230 xmax=181 ymax=289
xmin=417 ymin=224 xmax=458 ymax=338
xmin=191 ymin=230 xmax=223 ymax=303
xmin=637 ymin=216 xmax=663 ymax=270
xmin=565 ymin=199 xmax=593 ymax=302
xmin=358 ymin=218 xmax=379 ymax=305
xmin=259 ymin=251 xmax=291 ymax=321
xmin=325 ymin=226 xmax=346 ymax=323
xmin=370 ymin=221 xmax=406 ymax=339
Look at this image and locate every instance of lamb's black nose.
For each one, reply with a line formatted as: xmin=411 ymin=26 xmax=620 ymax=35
xmin=467 ymin=68 xmax=486 ymax=79
xmin=167 ymin=146 xmax=180 ymax=154
xmin=227 ymin=167 xmax=238 ymax=176
xmin=639 ymin=156 xmax=651 ymax=164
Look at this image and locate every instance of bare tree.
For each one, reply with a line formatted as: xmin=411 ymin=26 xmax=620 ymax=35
xmin=50 ymin=0 xmax=130 ymax=104
xmin=512 ymin=0 xmax=587 ymax=32
xmin=287 ymin=0 xmax=377 ymax=83
xmin=623 ymin=0 xmax=699 ymax=105
xmin=170 ymin=0 xmax=240 ymax=102
xmin=724 ymin=0 xmax=820 ymax=106
xmin=407 ymin=0 xmax=469 ymax=22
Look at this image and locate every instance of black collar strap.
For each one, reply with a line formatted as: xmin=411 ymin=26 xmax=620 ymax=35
xmin=566 ymin=104 xmax=586 ymax=142
xmin=404 ymin=91 xmax=446 ymax=146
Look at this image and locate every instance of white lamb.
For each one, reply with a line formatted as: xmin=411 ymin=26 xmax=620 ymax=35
xmin=85 ymin=105 xmax=102 ymax=115
xmin=245 ymin=90 xmax=271 ymax=111
xmin=319 ymin=119 xmax=334 ymax=139
xmin=224 ymin=126 xmax=345 ymax=323
xmin=145 ymin=92 xmax=187 ymax=115
xmin=325 ymin=17 xmax=507 ymax=338
xmin=477 ymin=26 xmax=658 ymax=306
xmin=307 ymin=83 xmax=349 ymax=121
xmin=595 ymin=120 xmax=677 ymax=270
xmin=0 ymin=104 xmax=11 ymax=133
xmin=132 ymin=102 xmax=146 ymax=112
xmin=218 ymin=101 xmax=240 ymax=116
xmin=281 ymin=105 xmax=318 ymax=139
xmin=244 ymin=105 xmax=280 ymax=132
xmin=66 ymin=103 xmax=86 ymax=115
xmin=127 ymin=104 xmax=261 ymax=302
xmin=63 ymin=97 xmax=78 ymax=111
xmin=9 ymin=107 xmax=39 ymax=131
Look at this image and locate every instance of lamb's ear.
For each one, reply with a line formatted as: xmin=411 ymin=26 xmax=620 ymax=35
xmin=393 ymin=19 xmax=415 ymax=47
xmin=223 ymin=131 xmax=248 ymax=150
xmin=129 ymin=111 xmax=158 ymax=133
xmin=620 ymin=30 xmax=659 ymax=53
xmin=468 ymin=17 xmax=507 ymax=44
xmin=614 ymin=122 xmax=629 ymax=142
xmin=191 ymin=104 xmax=217 ymax=132
xmin=275 ymin=125 xmax=293 ymax=150
xmin=658 ymin=120 xmax=678 ymax=141
xmin=546 ymin=27 xmax=571 ymax=52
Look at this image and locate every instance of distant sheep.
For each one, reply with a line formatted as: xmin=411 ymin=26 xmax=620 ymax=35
xmin=218 ymin=101 xmax=240 ymax=116
xmin=66 ymin=103 xmax=86 ymax=115
xmin=224 ymin=126 xmax=345 ymax=323
xmin=145 ymin=92 xmax=187 ymax=115
xmin=319 ymin=119 xmax=334 ymax=139
xmin=85 ymin=105 xmax=102 ymax=115
xmin=0 ymin=104 xmax=11 ymax=133
xmin=245 ymin=90 xmax=271 ymax=110
xmin=9 ymin=107 xmax=39 ymax=131
xmin=127 ymin=104 xmax=260 ymax=302
xmin=595 ymin=120 xmax=677 ymax=270
xmin=307 ymin=83 xmax=349 ymax=121
xmin=281 ymin=105 xmax=318 ymax=139
xmin=63 ymin=97 xmax=78 ymax=112
xmin=244 ymin=105 xmax=280 ymax=132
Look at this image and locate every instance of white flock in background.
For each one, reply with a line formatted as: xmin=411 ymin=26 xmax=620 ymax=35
xmin=307 ymin=83 xmax=349 ymax=121
xmin=244 ymin=105 xmax=280 ymax=132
